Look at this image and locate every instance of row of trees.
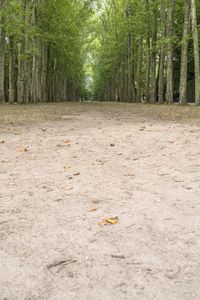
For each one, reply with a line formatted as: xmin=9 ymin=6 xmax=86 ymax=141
xmin=0 ymin=0 xmax=92 ymax=104
xmin=92 ymin=0 xmax=200 ymax=105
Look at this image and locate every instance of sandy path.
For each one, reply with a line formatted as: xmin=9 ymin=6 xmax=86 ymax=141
xmin=0 ymin=104 xmax=200 ymax=299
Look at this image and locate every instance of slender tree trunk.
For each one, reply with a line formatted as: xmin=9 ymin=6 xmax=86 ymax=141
xmin=127 ymin=34 xmax=131 ymax=102
xmin=41 ymin=43 xmax=47 ymax=102
xmin=136 ymin=35 xmax=143 ymax=102
xmin=179 ymin=0 xmax=190 ymax=105
xmin=166 ymin=0 xmax=174 ymax=104
xmin=9 ymin=37 xmax=15 ymax=104
xmin=150 ymin=1 xmax=158 ymax=103
xmin=191 ymin=0 xmax=200 ymax=105
xmin=31 ymin=1 xmax=41 ymax=103
xmin=129 ymin=33 xmax=136 ymax=102
xmin=0 ymin=0 xmax=5 ymax=103
xmin=158 ymin=0 xmax=166 ymax=103
xmin=145 ymin=0 xmax=150 ymax=102
xmin=17 ymin=0 xmax=27 ymax=104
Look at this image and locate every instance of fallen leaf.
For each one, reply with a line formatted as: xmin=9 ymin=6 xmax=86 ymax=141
xmin=105 ymin=217 xmax=119 ymax=225
xmin=98 ymin=216 xmax=119 ymax=226
xmin=89 ymin=208 xmax=97 ymax=212
xmin=64 ymin=139 xmax=71 ymax=145
xmin=64 ymin=165 xmax=71 ymax=170
xmin=73 ymin=172 xmax=80 ymax=176
xmin=17 ymin=146 xmax=28 ymax=153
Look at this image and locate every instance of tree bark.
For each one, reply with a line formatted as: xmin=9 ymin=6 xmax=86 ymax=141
xmin=136 ymin=35 xmax=143 ymax=102
xmin=179 ymin=0 xmax=190 ymax=105
xmin=158 ymin=0 xmax=166 ymax=103
xmin=191 ymin=0 xmax=200 ymax=105
xmin=150 ymin=1 xmax=158 ymax=103
xmin=17 ymin=1 xmax=26 ymax=104
xmin=0 ymin=0 xmax=5 ymax=103
xmin=8 ymin=37 xmax=15 ymax=104
xmin=145 ymin=0 xmax=150 ymax=102
xmin=166 ymin=0 xmax=174 ymax=104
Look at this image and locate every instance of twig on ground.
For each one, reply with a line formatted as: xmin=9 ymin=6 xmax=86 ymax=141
xmin=47 ymin=259 xmax=77 ymax=270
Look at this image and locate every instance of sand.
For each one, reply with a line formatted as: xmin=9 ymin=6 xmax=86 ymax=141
xmin=0 ymin=103 xmax=200 ymax=300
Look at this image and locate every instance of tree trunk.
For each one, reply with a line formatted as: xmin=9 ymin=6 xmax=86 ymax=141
xmin=136 ymin=35 xmax=143 ymax=102
xmin=145 ymin=0 xmax=150 ymax=102
xmin=179 ymin=0 xmax=190 ymax=105
xmin=191 ymin=0 xmax=200 ymax=105
xmin=158 ymin=0 xmax=166 ymax=103
xmin=0 ymin=0 xmax=5 ymax=103
xmin=8 ymin=37 xmax=15 ymax=104
xmin=17 ymin=0 xmax=27 ymax=104
xmin=150 ymin=1 xmax=158 ymax=103
xmin=166 ymin=0 xmax=174 ymax=104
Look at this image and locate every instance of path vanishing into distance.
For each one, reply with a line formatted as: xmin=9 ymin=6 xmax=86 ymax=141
xmin=0 ymin=103 xmax=200 ymax=300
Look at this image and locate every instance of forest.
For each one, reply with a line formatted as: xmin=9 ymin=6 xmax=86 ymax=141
xmin=0 ymin=0 xmax=200 ymax=105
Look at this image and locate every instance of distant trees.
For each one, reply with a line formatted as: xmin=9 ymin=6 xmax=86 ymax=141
xmin=92 ymin=0 xmax=200 ymax=105
xmin=0 ymin=0 xmax=91 ymax=104
xmin=0 ymin=0 xmax=199 ymax=105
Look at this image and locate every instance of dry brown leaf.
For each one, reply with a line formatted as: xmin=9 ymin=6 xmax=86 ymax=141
xmin=98 ymin=216 xmax=119 ymax=226
xmin=64 ymin=165 xmax=71 ymax=170
xmin=64 ymin=139 xmax=71 ymax=145
xmin=105 ymin=217 xmax=119 ymax=225
xmin=17 ymin=146 xmax=28 ymax=153
xmin=73 ymin=172 xmax=80 ymax=176
xmin=89 ymin=208 xmax=97 ymax=212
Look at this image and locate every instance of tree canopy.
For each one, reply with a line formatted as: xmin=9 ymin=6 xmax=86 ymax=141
xmin=0 ymin=0 xmax=200 ymax=104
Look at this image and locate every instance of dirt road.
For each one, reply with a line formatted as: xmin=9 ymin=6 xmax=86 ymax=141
xmin=0 ymin=103 xmax=200 ymax=300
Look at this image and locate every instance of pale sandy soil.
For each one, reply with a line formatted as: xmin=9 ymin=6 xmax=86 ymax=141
xmin=0 ymin=103 xmax=200 ymax=300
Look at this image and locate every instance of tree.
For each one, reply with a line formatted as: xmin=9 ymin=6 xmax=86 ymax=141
xmin=166 ymin=0 xmax=175 ymax=104
xmin=158 ymin=0 xmax=166 ymax=104
xmin=191 ymin=0 xmax=200 ymax=105
xmin=0 ymin=0 xmax=91 ymax=104
xmin=0 ymin=0 xmax=5 ymax=103
xmin=179 ymin=0 xmax=190 ymax=105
